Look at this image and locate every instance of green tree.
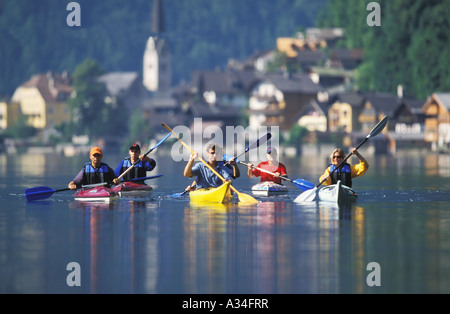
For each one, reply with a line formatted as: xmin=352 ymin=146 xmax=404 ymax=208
xmin=68 ymin=58 xmax=127 ymax=139
xmin=6 ymin=114 xmax=37 ymax=139
xmin=122 ymin=109 xmax=153 ymax=153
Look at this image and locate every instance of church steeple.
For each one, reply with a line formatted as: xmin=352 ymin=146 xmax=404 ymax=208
xmin=151 ymin=0 xmax=164 ymax=34
xmin=143 ymin=0 xmax=171 ymax=92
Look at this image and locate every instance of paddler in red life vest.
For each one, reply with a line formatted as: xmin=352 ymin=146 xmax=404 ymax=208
xmin=319 ymin=147 xmax=369 ymax=188
xmin=246 ymin=147 xmax=288 ymax=185
xmin=68 ymin=146 xmax=119 ymax=190
xmin=114 ymin=143 xmax=156 ymax=181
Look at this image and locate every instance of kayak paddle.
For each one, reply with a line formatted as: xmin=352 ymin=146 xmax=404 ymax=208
xmin=25 ymin=134 xmax=171 ymax=202
xmin=117 ymin=132 xmax=171 ymax=181
xmin=25 ymin=182 xmax=108 ymax=202
xmin=129 ymin=174 xmax=163 ymax=182
xmin=239 ymin=161 xmax=314 ymax=191
xmin=294 ymin=115 xmax=388 ymax=202
xmin=162 ymin=123 xmax=259 ymax=205
xmin=224 ymin=133 xmax=271 ymax=165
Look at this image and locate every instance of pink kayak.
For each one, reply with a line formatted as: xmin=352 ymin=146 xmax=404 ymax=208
xmin=111 ymin=181 xmax=153 ymax=198
xmin=74 ymin=186 xmax=119 ymax=203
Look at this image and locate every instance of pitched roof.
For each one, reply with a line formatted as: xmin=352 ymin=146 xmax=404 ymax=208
xmin=22 ymin=72 xmax=72 ymax=102
xmin=364 ymin=92 xmax=400 ymax=114
xmin=192 ymin=69 xmax=261 ymax=94
xmin=97 ymin=72 xmax=139 ymax=96
xmin=264 ymin=73 xmax=323 ymax=94
xmin=189 ymin=102 xmax=239 ymax=119
xmin=434 ymin=93 xmax=450 ymax=110
xmin=330 ymin=91 xmax=365 ymax=107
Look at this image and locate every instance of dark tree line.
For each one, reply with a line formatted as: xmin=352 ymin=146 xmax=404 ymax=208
xmin=318 ymin=0 xmax=450 ymax=99
xmin=0 ymin=0 xmax=325 ymax=96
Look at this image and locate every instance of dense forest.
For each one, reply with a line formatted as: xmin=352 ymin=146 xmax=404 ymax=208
xmin=0 ymin=0 xmax=325 ymax=96
xmin=319 ymin=0 xmax=450 ymax=99
xmin=1 ymin=0 xmax=449 ymax=100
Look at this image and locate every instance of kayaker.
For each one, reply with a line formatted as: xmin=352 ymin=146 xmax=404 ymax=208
xmin=319 ymin=147 xmax=369 ymax=187
xmin=246 ymin=147 xmax=288 ymax=185
xmin=115 ymin=143 xmax=156 ymax=181
xmin=68 ymin=146 xmax=119 ymax=190
xmin=184 ymin=143 xmax=233 ymax=189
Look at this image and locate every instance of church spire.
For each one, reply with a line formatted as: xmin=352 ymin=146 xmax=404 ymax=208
xmin=151 ymin=0 xmax=164 ymax=34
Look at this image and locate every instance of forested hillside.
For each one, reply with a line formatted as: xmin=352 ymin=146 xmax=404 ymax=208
xmin=318 ymin=0 xmax=450 ymax=99
xmin=0 ymin=0 xmax=325 ymax=96
xmin=2 ymin=0 xmax=449 ymax=100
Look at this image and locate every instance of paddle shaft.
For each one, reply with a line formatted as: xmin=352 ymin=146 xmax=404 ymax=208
xmin=162 ymin=123 xmax=257 ymax=204
xmin=118 ymin=133 xmax=171 ymax=181
xmin=239 ymin=161 xmax=292 ymax=183
xmin=316 ymin=115 xmax=388 ymax=188
xmin=162 ymin=125 xmax=231 ymax=186
xmin=235 ymin=133 xmax=271 ymax=160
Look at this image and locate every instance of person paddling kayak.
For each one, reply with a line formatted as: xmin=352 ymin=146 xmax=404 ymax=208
xmin=247 ymin=147 xmax=288 ymax=185
xmin=68 ymin=147 xmax=119 ymax=190
xmin=115 ymin=143 xmax=156 ymax=181
xmin=184 ymin=143 xmax=233 ymax=189
xmin=319 ymin=147 xmax=369 ymax=188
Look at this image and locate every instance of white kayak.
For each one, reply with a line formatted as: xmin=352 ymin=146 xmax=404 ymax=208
xmin=251 ymin=181 xmax=289 ymax=196
xmin=294 ymin=180 xmax=357 ymax=204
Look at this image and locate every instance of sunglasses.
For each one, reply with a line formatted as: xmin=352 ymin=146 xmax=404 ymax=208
xmin=333 ymin=155 xmax=343 ymax=159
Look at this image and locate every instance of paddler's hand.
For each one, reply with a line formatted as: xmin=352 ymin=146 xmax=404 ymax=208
xmin=68 ymin=181 xmax=77 ymax=190
xmin=112 ymin=178 xmax=120 ymax=185
xmin=274 ymin=172 xmax=280 ymax=177
xmin=189 ymin=152 xmax=198 ymax=162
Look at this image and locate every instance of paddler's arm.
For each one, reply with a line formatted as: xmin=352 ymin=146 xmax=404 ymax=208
xmin=68 ymin=169 xmax=84 ymax=190
xmin=184 ymin=152 xmax=197 ymax=178
xmin=229 ymin=158 xmax=240 ymax=178
xmin=319 ymin=167 xmax=332 ymax=186
xmin=351 ymin=148 xmax=369 ymax=178
xmin=247 ymin=163 xmax=255 ymax=178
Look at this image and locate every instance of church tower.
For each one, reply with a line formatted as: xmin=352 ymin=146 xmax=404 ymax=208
xmin=143 ymin=0 xmax=171 ymax=92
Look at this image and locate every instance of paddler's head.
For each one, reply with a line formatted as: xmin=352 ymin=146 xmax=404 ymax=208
xmin=89 ymin=146 xmax=103 ymax=168
xmin=330 ymin=148 xmax=346 ymax=166
xmin=205 ymin=143 xmax=223 ymax=164
xmin=129 ymin=143 xmax=141 ymax=162
xmin=266 ymin=146 xmax=278 ymax=163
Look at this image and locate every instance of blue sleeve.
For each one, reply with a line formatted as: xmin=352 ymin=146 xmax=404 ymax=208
xmin=114 ymin=160 xmax=124 ymax=177
xmin=145 ymin=158 xmax=156 ymax=171
xmin=220 ymin=166 xmax=233 ymax=181
xmin=191 ymin=162 xmax=201 ymax=177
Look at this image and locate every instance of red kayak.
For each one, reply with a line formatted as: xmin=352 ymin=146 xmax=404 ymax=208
xmin=111 ymin=181 xmax=153 ymax=198
xmin=74 ymin=186 xmax=119 ymax=203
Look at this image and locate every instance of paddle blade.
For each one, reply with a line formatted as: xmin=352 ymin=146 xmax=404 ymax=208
xmin=223 ymin=154 xmax=239 ymax=163
xmin=25 ymin=186 xmax=57 ymax=201
xmin=294 ymin=187 xmax=317 ymax=203
xmin=292 ymin=179 xmax=315 ymax=191
xmin=237 ymin=192 xmax=259 ymax=205
xmin=368 ymin=115 xmax=388 ymax=138
xmin=169 ymin=191 xmax=188 ymax=197
xmin=246 ymin=132 xmax=272 ymax=153
xmin=131 ymin=174 xmax=163 ymax=182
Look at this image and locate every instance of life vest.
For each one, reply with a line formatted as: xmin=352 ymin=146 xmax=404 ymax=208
xmin=329 ymin=163 xmax=352 ymax=187
xmin=83 ymin=162 xmax=111 ymax=185
xmin=119 ymin=157 xmax=155 ymax=181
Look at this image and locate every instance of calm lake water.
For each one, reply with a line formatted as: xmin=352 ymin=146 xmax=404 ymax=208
xmin=0 ymin=148 xmax=449 ymax=295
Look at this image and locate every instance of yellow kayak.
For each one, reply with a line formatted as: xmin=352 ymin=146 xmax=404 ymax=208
xmin=189 ymin=182 xmax=232 ymax=204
